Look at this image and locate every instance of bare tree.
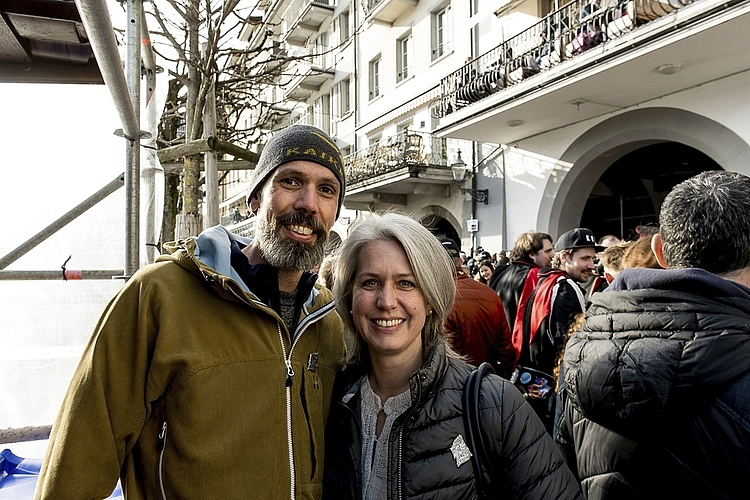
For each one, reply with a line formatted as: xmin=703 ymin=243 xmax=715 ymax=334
xmin=140 ymin=0 xmax=338 ymax=241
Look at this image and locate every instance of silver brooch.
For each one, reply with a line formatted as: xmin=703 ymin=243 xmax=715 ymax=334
xmin=450 ymin=434 xmax=472 ymax=468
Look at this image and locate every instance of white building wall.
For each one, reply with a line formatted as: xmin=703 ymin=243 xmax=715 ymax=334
xmin=477 ymin=69 xmax=750 ymax=249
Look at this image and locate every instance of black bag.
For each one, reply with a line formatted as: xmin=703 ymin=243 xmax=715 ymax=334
xmin=463 ymin=362 xmax=497 ymax=500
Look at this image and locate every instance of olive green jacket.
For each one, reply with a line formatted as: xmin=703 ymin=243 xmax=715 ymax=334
xmin=35 ymin=226 xmax=345 ymax=500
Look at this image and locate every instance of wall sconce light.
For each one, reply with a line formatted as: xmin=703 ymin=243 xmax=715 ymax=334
xmin=451 ymin=150 xmax=489 ymax=205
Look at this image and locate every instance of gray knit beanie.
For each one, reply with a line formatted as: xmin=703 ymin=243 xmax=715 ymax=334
xmin=247 ymin=124 xmax=346 ymax=217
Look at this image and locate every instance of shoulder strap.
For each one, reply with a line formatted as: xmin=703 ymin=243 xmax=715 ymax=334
xmin=463 ymin=362 xmax=497 ymax=500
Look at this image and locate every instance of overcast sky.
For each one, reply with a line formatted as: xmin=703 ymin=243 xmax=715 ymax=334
xmin=0 ymin=83 xmax=126 ymax=269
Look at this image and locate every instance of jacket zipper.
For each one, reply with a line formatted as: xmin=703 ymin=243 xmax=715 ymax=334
xmin=396 ymin=376 xmax=423 ymax=500
xmin=278 ymin=321 xmax=297 ymax=500
xmin=157 ymin=421 xmax=168 ymax=500
xmin=225 ymin=282 xmax=336 ymax=500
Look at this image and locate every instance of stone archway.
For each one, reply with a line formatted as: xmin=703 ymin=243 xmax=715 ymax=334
xmin=580 ymin=142 xmax=721 ymax=240
xmin=537 ymin=107 xmax=750 ymax=238
xmin=414 ymin=205 xmax=462 ymax=244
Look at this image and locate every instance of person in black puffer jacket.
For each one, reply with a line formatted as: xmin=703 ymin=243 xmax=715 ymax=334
xmin=557 ymin=170 xmax=750 ymax=500
xmin=324 ymin=212 xmax=582 ymax=500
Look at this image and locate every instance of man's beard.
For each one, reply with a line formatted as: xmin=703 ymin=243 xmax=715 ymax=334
xmin=256 ymin=208 xmax=329 ymax=271
xmin=571 ymin=269 xmax=590 ymax=284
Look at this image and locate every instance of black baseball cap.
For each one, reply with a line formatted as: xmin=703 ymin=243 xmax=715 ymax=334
xmin=555 ymin=228 xmax=605 ymax=252
xmin=436 ymin=235 xmax=461 ymax=258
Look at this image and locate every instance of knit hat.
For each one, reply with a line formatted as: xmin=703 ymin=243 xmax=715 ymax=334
xmin=247 ymin=124 xmax=346 ymax=216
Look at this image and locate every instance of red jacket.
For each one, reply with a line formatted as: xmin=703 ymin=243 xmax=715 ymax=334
xmin=445 ymin=273 xmax=516 ymax=378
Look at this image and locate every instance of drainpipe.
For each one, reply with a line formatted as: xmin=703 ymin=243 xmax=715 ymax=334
xmin=471 ymin=141 xmax=478 ymax=256
xmin=502 ymin=145 xmax=507 ymax=250
xmin=353 ymin=4 xmax=359 ymax=155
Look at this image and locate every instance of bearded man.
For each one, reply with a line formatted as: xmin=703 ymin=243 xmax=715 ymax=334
xmin=35 ymin=125 xmax=346 ymax=500
xmin=515 ymin=228 xmax=602 ymax=433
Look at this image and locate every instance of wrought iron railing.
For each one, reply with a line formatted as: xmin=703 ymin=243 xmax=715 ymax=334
xmin=361 ymin=0 xmax=385 ymax=14
xmin=433 ymin=0 xmax=696 ymax=118
xmin=344 ymin=131 xmax=461 ymax=186
xmin=222 ymin=216 xmax=255 ymax=238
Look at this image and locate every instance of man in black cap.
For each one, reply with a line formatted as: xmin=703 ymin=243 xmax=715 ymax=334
xmin=36 ymin=124 xmax=346 ymax=499
xmin=514 ymin=227 xmax=602 ymax=432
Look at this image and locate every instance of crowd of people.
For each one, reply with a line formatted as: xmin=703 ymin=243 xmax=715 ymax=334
xmin=34 ymin=124 xmax=750 ymax=500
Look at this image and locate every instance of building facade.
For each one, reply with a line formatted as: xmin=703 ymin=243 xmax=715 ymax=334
xmin=228 ymin=0 xmax=750 ymax=256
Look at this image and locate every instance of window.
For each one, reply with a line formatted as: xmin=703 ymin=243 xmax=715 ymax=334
xmin=396 ymin=32 xmax=412 ymax=82
xmin=340 ymin=78 xmax=351 ymax=116
xmin=369 ymin=56 xmax=380 ymax=100
xmin=314 ymin=32 xmax=329 ymax=68
xmin=335 ymin=11 xmax=350 ymax=45
xmin=470 ymin=23 xmax=480 ymax=58
xmin=431 ymin=4 xmax=452 ymax=61
xmin=332 ymin=78 xmax=351 ymax=119
xmin=396 ymin=118 xmax=412 ymax=136
xmin=314 ymin=94 xmax=330 ymax=134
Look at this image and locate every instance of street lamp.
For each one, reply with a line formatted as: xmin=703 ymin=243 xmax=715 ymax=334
xmin=451 ymin=150 xmax=488 ymax=204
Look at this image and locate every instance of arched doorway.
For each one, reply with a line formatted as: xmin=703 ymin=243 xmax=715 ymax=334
xmin=538 ymin=107 xmax=750 ymax=239
xmin=415 ymin=205 xmax=462 ymax=251
xmin=581 ymin=142 xmax=721 ymax=240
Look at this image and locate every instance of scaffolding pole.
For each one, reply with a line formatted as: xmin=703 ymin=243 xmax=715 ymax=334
xmin=124 ymin=0 xmax=142 ymax=276
xmin=76 ymin=0 xmax=146 ymax=278
xmin=0 ymin=270 xmax=124 ymax=281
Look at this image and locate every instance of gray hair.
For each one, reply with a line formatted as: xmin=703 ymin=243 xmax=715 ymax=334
xmin=660 ymin=170 xmax=750 ymax=274
xmin=332 ymin=212 xmax=457 ymax=371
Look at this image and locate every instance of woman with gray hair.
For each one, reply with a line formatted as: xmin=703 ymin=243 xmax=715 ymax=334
xmin=323 ymin=212 xmax=581 ymax=500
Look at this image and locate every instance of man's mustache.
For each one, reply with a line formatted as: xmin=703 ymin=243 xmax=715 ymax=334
xmin=276 ymin=211 xmax=327 ymax=238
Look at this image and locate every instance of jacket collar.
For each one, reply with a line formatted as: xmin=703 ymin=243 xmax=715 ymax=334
xmin=408 ymin=341 xmax=448 ymax=408
xmin=337 ymin=340 xmax=449 ymax=411
xmin=610 ymin=267 xmax=750 ymax=300
xmin=160 ymin=225 xmax=333 ymax=319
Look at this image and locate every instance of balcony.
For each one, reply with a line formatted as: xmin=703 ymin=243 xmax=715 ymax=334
xmin=362 ymin=0 xmax=418 ymax=26
xmin=284 ymin=57 xmax=335 ymax=101
xmin=343 ymin=131 xmax=464 ymax=205
xmin=434 ymin=0 xmax=750 ymax=143
xmin=283 ymin=0 xmax=335 ymax=47
xmin=291 ymin=110 xmax=332 ymax=135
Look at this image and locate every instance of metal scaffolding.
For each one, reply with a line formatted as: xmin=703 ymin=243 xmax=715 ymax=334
xmin=0 ymin=0 xmax=153 ymax=280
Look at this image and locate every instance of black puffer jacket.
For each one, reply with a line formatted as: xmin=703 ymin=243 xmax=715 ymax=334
xmin=323 ymin=341 xmax=582 ymax=500
xmin=557 ymin=268 xmax=750 ymax=500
